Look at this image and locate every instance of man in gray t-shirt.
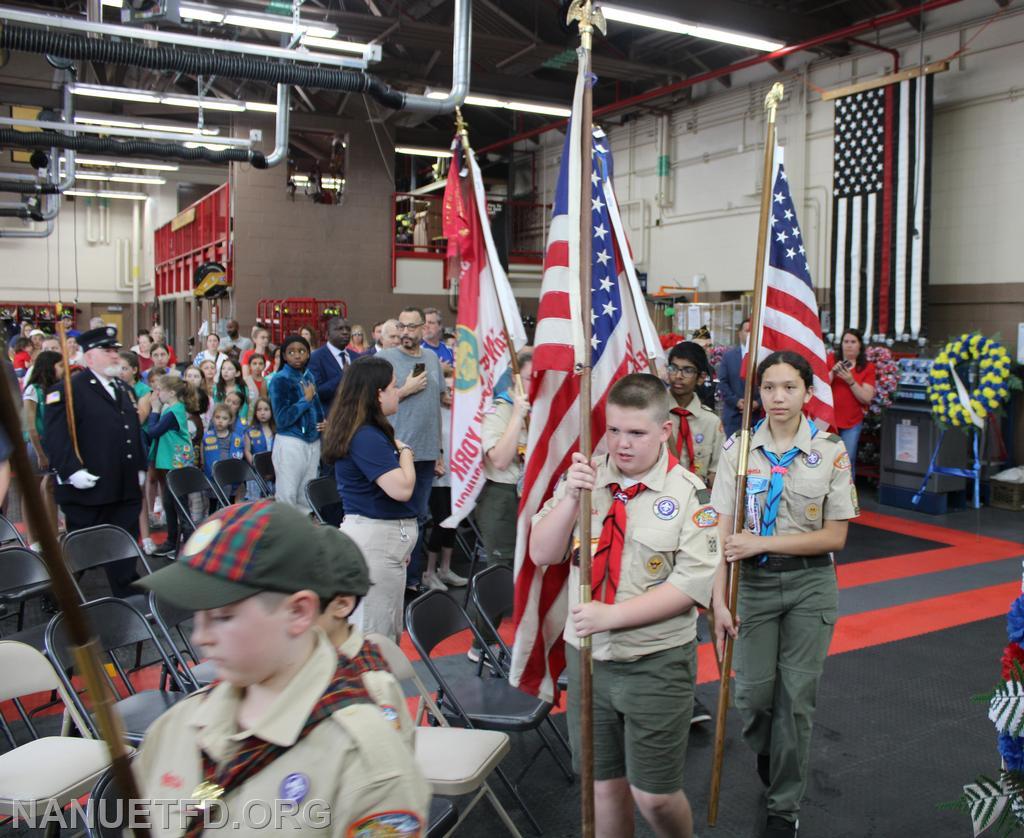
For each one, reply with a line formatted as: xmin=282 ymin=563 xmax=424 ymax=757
xmin=376 ymin=307 xmax=445 ymax=589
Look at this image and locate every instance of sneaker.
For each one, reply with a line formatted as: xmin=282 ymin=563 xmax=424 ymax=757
xmin=151 ymin=541 xmax=176 ymax=558
xmin=690 ymin=698 xmax=712 ymax=725
xmin=762 ymin=815 xmax=798 ymax=838
xmin=438 ymin=568 xmax=468 ymax=587
xmin=422 ymin=572 xmax=448 ymax=592
xmin=467 ymin=644 xmax=502 ymax=670
xmin=757 ymin=753 xmax=771 ymax=787
xmin=142 ymin=538 xmax=157 ymax=556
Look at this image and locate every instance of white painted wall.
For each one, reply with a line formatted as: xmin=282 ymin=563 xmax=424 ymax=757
xmin=529 ymin=0 xmax=1024 ymax=295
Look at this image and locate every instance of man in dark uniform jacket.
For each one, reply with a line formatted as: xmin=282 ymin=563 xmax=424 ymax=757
xmin=43 ymin=326 xmax=147 ymax=596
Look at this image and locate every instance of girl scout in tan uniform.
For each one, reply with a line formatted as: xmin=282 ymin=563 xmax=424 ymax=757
xmin=530 ymin=374 xmax=720 ymax=838
xmin=711 ymin=350 xmax=857 ymax=838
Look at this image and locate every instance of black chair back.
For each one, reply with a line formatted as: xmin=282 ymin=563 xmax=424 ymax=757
xmin=0 ymin=546 xmax=49 ymax=599
xmin=252 ymin=451 xmax=275 ymax=484
xmin=87 ymin=769 xmax=128 ymax=838
xmin=0 ymin=513 xmax=26 ymax=547
xmin=471 ymin=565 xmax=514 ymax=626
xmin=305 ymin=476 xmax=344 ymax=527
xmin=406 ymin=590 xmax=490 ymax=664
xmin=60 ymin=525 xmax=153 ymax=603
xmin=212 ymin=458 xmax=268 ymax=502
xmin=166 ymin=466 xmax=221 ymax=532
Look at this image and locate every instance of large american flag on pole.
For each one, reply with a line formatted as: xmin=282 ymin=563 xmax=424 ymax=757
xmin=829 ymin=76 xmax=933 ymax=340
xmin=509 ymin=55 xmax=659 ymax=703
xmin=754 ymin=146 xmax=834 ymax=427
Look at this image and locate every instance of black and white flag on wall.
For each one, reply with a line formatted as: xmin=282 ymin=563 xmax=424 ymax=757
xmin=830 ymin=75 xmax=933 ymax=340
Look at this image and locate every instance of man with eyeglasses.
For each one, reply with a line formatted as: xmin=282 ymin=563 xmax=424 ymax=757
xmin=377 ymin=308 xmax=445 ymax=592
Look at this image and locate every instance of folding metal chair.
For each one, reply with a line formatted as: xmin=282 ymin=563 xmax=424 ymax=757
xmin=147 ymin=592 xmax=217 ymax=690
xmin=305 ymin=476 xmax=344 ymax=527
xmin=0 ymin=547 xmax=50 ymax=644
xmin=406 ymin=591 xmax=575 ymax=835
xmin=368 ymin=632 xmax=523 ymax=837
xmin=212 ymin=457 xmax=270 ymax=503
xmin=60 ymin=525 xmax=154 ymax=614
xmin=46 ymin=598 xmax=194 ymax=746
xmin=252 ymin=450 xmax=275 ymax=486
xmin=166 ymin=466 xmax=222 ymax=548
xmin=0 ymin=512 xmax=26 ymax=548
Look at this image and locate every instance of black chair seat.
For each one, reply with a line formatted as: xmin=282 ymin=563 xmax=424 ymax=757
xmin=446 ymin=676 xmax=553 ymax=731
xmin=2 ymin=620 xmax=49 ymax=651
xmin=0 ymin=580 xmax=50 ymax=604
xmin=426 ymin=798 xmax=458 ymax=837
xmin=115 ymin=690 xmax=189 ymax=744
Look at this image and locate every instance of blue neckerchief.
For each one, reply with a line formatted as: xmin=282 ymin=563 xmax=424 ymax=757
xmin=755 ymin=417 xmax=818 ymax=566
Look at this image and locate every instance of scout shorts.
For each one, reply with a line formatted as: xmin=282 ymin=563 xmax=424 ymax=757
xmin=565 ymin=641 xmax=696 ymax=795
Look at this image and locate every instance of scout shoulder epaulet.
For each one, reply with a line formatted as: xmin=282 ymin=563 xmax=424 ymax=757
xmin=824 ymin=433 xmax=842 ymax=444
xmin=696 ymin=487 xmax=712 ymax=505
xmin=672 ymin=464 xmax=709 ymax=497
xmin=699 ymin=402 xmax=717 ymax=415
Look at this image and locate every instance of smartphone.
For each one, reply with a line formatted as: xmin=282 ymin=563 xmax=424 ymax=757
xmin=413 ymin=363 xmax=426 ymax=377
xmin=843 ymin=360 xmax=853 ymax=369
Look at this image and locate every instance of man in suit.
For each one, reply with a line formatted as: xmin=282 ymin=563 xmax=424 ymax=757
xmin=307 ymin=315 xmax=355 ymax=411
xmin=43 ymin=326 xmax=148 ymax=596
xmin=717 ymin=317 xmax=758 ymax=439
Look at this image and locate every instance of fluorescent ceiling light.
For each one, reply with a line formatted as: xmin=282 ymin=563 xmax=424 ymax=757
xmin=71 ymin=84 xmax=160 ymax=104
xmin=162 ymin=95 xmax=246 ymax=112
xmin=394 ymin=146 xmax=453 ymax=158
xmin=300 ymin=34 xmax=371 ymax=54
xmin=68 ymin=172 xmax=167 ymax=184
xmin=184 ymin=141 xmax=230 ymax=151
xmin=66 ymin=189 xmax=149 ymax=201
xmin=221 ymin=11 xmax=336 ymax=37
xmin=244 ymin=101 xmax=278 ymax=113
xmin=600 ymin=4 xmax=784 ymax=52
xmin=61 ymin=156 xmax=180 ymax=171
xmin=179 ymin=4 xmax=227 ymax=22
xmin=427 ymin=91 xmax=571 ymax=118
xmin=77 ymin=115 xmax=218 ymax=136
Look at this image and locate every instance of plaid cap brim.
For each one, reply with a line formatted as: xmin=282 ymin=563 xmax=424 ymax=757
xmin=136 ymin=560 xmax=264 ymax=611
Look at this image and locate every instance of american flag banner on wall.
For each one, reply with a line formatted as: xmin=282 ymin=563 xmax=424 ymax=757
xmin=829 ymin=75 xmax=933 ymax=340
xmin=509 ymin=57 xmax=659 ymax=703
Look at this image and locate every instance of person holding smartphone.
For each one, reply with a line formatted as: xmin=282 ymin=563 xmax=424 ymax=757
xmin=828 ymin=328 xmax=876 ymax=478
xmin=377 ymin=308 xmax=445 ymax=592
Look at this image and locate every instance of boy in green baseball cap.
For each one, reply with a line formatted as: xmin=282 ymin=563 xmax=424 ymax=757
xmin=134 ymin=500 xmax=429 ymax=837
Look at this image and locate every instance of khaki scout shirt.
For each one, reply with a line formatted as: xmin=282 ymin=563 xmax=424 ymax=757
xmin=710 ymin=416 xmax=859 ymax=533
xmin=482 ymin=400 xmax=527 ymax=485
xmin=670 ymin=392 xmax=724 ymax=480
xmin=533 ymin=446 xmax=721 ymax=663
xmin=336 ymin=628 xmax=415 ymax=751
xmin=134 ymin=630 xmax=430 ymax=837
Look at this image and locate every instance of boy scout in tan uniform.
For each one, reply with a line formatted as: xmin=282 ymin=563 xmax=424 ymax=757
xmin=134 ymin=500 xmax=430 ymax=837
xmin=666 ymin=341 xmax=724 ymax=483
xmin=711 ymin=351 xmax=858 ymax=838
xmin=530 ymin=374 xmax=720 ymax=838
xmin=316 ymin=527 xmax=417 ymax=750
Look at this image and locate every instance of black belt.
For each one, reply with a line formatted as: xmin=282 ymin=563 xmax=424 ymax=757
xmin=755 ymin=554 xmax=832 ymax=572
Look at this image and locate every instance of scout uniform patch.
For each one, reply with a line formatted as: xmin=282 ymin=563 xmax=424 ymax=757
xmin=692 ymin=506 xmax=718 ymax=528
xmin=804 ymin=450 xmax=822 ymax=467
xmin=46 ymin=390 xmax=61 ymax=404
xmin=653 ymin=496 xmax=679 ymax=520
xmin=279 ymin=772 xmax=310 ymax=804
xmin=379 ymin=705 xmax=401 ymax=730
xmin=346 ymin=810 xmax=422 ymax=836
xmin=804 ymin=503 xmax=821 ymax=521
xmin=645 ymin=554 xmax=665 ymax=575
xmin=834 ymin=451 xmax=851 ymax=470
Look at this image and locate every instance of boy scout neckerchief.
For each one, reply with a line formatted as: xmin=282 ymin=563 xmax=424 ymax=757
xmin=755 ymin=418 xmax=818 ymax=567
xmin=591 ymin=451 xmax=680 ymax=604
xmin=670 ymin=407 xmax=695 ymax=471
xmin=185 ymin=639 xmax=390 ymax=838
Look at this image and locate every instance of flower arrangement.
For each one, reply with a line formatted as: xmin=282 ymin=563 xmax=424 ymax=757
xmin=948 ymin=592 xmax=1024 ymax=835
xmin=865 ymin=344 xmax=899 ymax=417
xmin=928 ymin=334 xmax=1015 ymax=429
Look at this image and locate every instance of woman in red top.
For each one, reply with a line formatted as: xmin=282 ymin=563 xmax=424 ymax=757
xmin=240 ymin=327 xmax=275 ymax=377
xmin=829 ymin=328 xmax=876 ymax=477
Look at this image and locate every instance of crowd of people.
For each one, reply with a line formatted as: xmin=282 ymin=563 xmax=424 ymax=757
xmin=4 ymin=307 xmax=872 ymax=838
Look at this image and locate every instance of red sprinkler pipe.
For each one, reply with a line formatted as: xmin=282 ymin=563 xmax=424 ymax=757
xmin=477 ymin=0 xmax=964 ymax=154
xmin=848 ymin=37 xmax=901 ymax=71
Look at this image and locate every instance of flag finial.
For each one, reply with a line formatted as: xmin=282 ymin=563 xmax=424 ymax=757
xmin=567 ymin=0 xmax=606 ymax=50
xmin=765 ymin=82 xmax=784 ymax=124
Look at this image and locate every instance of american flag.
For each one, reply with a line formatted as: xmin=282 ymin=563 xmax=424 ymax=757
xmin=829 ymin=76 xmax=933 ymax=340
xmin=755 ymin=148 xmax=835 ymax=427
xmin=509 ymin=64 xmax=658 ymax=703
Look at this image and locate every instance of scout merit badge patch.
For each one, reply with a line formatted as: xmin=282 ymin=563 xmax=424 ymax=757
xmin=653 ymin=496 xmax=679 ymax=520
xmin=805 ymin=503 xmax=821 ymax=521
xmin=646 ymin=554 xmax=666 ymax=575
xmin=279 ymin=772 xmax=310 ymax=805
xmin=693 ymin=506 xmax=719 ymax=528
xmin=346 ymin=810 xmax=422 ymax=837
xmin=804 ymin=450 xmax=822 ymax=467
xmin=834 ymin=451 xmax=851 ymax=470
xmin=379 ymin=705 xmax=402 ymax=730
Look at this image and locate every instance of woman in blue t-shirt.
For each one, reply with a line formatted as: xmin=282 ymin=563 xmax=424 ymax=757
xmin=322 ymin=355 xmax=417 ymax=642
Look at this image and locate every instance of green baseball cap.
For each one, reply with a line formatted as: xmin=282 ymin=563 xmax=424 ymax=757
xmin=316 ymin=526 xmax=371 ymax=598
xmin=137 ymin=500 xmax=341 ymax=610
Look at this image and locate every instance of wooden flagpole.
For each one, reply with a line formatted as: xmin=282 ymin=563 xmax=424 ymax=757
xmin=0 ymin=360 xmax=150 ymax=836
xmin=708 ymin=81 xmax=785 ymax=827
xmin=567 ymin=2 xmax=604 ymax=836
xmin=55 ymin=301 xmax=82 ymax=462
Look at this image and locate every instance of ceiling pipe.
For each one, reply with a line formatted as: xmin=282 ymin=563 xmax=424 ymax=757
xmin=848 ymin=37 xmax=900 ymax=71
xmin=477 ymin=0 xmax=966 ymax=154
xmin=263 ymin=84 xmax=290 ymax=167
xmin=400 ymin=0 xmax=470 ymax=115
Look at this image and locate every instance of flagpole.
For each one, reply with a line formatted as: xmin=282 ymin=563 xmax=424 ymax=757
xmin=567 ymin=2 xmax=604 ymax=836
xmin=0 ymin=358 xmax=150 ymax=837
xmin=455 ymin=109 xmax=527 ymax=404
xmin=55 ymin=301 xmax=82 ymax=462
xmin=708 ymin=81 xmax=785 ymax=827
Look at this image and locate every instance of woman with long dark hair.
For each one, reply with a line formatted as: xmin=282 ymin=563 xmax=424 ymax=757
xmin=22 ymin=350 xmax=62 ymax=548
xmin=322 ymin=355 xmax=416 ymax=641
xmin=828 ymin=328 xmax=876 ymax=478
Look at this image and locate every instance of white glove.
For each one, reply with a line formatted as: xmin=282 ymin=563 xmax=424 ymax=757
xmin=68 ymin=469 xmax=100 ymax=490
xmin=138 ymin=471 xmax=147 ymax=488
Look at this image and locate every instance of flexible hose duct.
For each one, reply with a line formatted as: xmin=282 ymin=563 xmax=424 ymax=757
xmin=0 ymin=129 xmax=266 ymax=167
xmin=0 ymin=180 xmax=59 ymax=195
xmin=0 ymin=24 xmax=406 ymax=108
